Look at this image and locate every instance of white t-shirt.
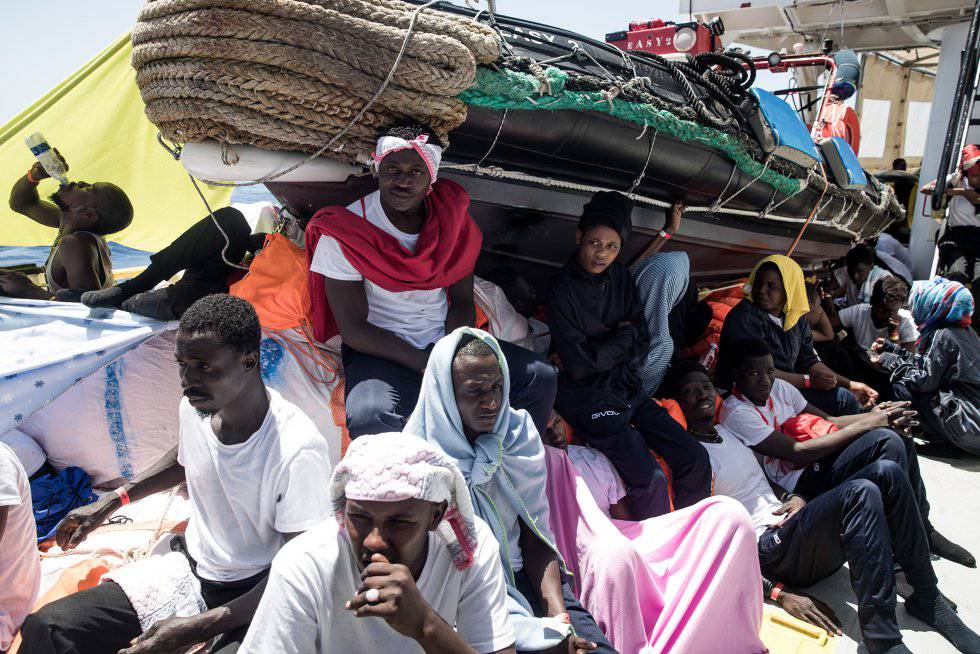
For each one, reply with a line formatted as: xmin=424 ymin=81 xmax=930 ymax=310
xmin=567 ymin=445 xmax=626 ymax=518
xmin=309 ymin=191 xmax=448 ymax=349
xmin=838 ymin=304 xmax=918 ymax=350
xmin=178 ymin=388 xmax=334 ymax=582
xmin=835 ymin=265 xmax=891 ymax=307
xmin=0 ymin=442 xmax=40 ymax=650
xmin=719 ymin=379 xmax=810 ymax=491
xmin=240 ymin=516 xmax=515 ymax=654
xmin=946 ymin=173 xmax=979 ymax=229
xmin=702 ymin=426 xmax=783 ymax=537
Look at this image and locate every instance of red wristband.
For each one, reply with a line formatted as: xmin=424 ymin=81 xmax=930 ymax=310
xmin=770 ymin=582 xmax=783 ymax=601
xmin=803 ymin=374 xmax=811 ymax=389
xmin=658 ymin=230 xmax=672 ymax=240
xmin=114 ymin=487 xmax=131 ymax=506
xmin=26 ymin=169 xmax=38 ymax=186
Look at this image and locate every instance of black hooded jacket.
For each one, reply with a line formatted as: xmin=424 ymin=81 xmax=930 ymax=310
xmin=548 ymin=257 xmax=650 ymax=416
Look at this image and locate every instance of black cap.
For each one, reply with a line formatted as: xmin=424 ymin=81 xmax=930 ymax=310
xmin=579 ymin=191 xmax=633 ymax=241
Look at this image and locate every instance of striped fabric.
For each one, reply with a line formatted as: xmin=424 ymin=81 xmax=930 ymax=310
xmin=633 ymin=252 xmax=690 ymax=396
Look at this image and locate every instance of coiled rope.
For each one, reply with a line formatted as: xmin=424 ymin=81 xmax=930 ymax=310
xmin=133 ymin=0 xmax=502 ymax=163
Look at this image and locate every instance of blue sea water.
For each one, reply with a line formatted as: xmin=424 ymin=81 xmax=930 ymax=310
xmin=0 ymin=242 xmax=152 ymax=268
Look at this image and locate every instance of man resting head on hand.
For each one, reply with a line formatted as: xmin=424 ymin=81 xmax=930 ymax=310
xmin=240 ymin=433 xmax=517 ymax=654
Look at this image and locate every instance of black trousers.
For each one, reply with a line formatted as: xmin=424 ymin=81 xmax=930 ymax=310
xmin=815 ymin=340 xmax=898 ymax=401
xmin=514 ymin=570 xmax=617 ymax=653
xmin=800 ymin=386 xmax=862 ymax=416
xmin=758 ymin=458 xmax=937 ymax=642
xmin=20 ymin=538 xmax=267 ymax=654
xmin=794 ymin=428 xmax=934 ymax=535
xmin=343 ymin=340 xmax=558 ymax=439
xmin=938 ymin=225 xmax=980 ymax=281
xmin=563 ymin=395 xmax=711 ymax=519
xmin=119 ymin=208 xmax=252 ymax=320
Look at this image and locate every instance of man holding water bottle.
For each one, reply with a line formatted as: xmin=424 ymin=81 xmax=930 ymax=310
xmin=3 ymin=147 xmax=133 ymax=300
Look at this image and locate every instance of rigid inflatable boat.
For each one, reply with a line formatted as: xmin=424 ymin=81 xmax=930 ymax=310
xmin=169 ymin=1 xmax=902 ymax=287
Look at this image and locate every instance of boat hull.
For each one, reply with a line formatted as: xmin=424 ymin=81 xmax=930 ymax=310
xmin=265 ymin=170 xmax=847 ymax=296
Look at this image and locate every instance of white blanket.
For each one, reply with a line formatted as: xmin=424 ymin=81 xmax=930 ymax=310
xmin=0 ymin=299 xmax=176 ymax=437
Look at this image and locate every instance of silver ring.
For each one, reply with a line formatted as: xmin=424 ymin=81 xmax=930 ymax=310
xmin=365 ymin=588 xmax=381 ymax=604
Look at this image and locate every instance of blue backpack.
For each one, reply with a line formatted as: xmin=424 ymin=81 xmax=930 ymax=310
xmin=30 ymin=466 xmax=98 ymax=542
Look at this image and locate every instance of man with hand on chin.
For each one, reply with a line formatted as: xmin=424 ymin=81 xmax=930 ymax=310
xmin=20 ymin=294 xmax=334 ymax=654
xmin=240 ymin=433 xmax=517 ymax=654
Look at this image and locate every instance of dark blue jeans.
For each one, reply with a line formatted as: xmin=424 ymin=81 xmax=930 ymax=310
xmin=514 ymin=569 xmax=617 ymax=653
xmin=759 ymin=458 xmax=936 ymax=643
xmin=794 ymin=428 xmax=934 ymax=535
xmin=562 ymin=395 xmax=710 ymax=518
xmin=801 ymin=386 xmax=862 ymax=416
xmin=344 ymin=339 xmax=557 ymax=438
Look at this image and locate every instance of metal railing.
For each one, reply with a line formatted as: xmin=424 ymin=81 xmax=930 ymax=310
xmin=931 ymin=0 xmax=980 ymax=210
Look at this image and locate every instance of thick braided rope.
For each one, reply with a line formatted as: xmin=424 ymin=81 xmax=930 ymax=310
xmin=132 ymin=36 xmax=471 ymax=149
xmin=133 ymin=7 xmax=477 ymax=95
xmin=139 ymin=0 xmax=500 ymax=63
xmin=136 ymin=59 xmax=465 ymax=134
xmin=140 ymin=79 xmax=391 ymax=137
xmin=133 ymin=0 xmax=499 ymax=168
xmin=145 ymin=100 xmax=378 ymax=159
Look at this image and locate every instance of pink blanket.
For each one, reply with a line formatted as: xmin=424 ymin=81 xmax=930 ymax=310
xmin=545 ymin=446 xmax=767 ymax=654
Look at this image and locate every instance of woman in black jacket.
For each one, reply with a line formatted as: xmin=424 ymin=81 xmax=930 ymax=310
xmin=548 ymin=192 xmax=710 ymax=519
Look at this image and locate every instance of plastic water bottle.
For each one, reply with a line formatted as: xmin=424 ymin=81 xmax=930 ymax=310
xmin=24 ymin=132 xmax=68 ymax=185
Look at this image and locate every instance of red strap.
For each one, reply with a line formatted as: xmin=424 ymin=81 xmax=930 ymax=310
xmin=360 ymin=197 xmax=367 ymax=220
xmin=734 ymin=391 xmax=779 ymax=431
xmin=114 ymin=487 xmax=131 ymax=506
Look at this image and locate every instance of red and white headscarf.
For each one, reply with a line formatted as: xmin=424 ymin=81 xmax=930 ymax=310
xmin=330 ymin=432 xmax=478 ymax=570
xmin=372 ymin=133 xmax=444 ymax=191
xmin=962 ymin=144 xmax=980 ymax=177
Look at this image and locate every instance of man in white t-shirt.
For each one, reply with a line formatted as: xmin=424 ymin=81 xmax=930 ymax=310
xmin=921 ymin=144 xmax=980 ymax=281
xmin=21 ymin=295 xmax=334 ymax=654
xmin=305 ymin=125 xmax=556 ymax=439
xmin=833 ymin=276 xmax=918 ymax=352
xmin=0 ymin=441 xmax=40 ymax=651
xmin=824 ymin=275 xmax=918 ymax=401
xmin=240 ymin=433 xmax=516 ymax=654
xmin=716 ymin=337 xmax=973 ymax=571
xmin=664 ymin=360 xmax=980 ymax=654
xmin=834 ymin=244 xmax=890 ymax=308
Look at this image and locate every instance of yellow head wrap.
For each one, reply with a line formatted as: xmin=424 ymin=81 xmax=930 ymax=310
xmin=745 ymin=255 xmax=810 ymax=331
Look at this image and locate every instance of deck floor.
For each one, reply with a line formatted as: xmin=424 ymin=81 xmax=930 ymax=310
xmin=765 ymin=448 xmax=980 ymax=653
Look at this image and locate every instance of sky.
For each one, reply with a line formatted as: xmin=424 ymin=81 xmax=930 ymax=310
xmin=0 ymin=0 xmax=694 ymax=124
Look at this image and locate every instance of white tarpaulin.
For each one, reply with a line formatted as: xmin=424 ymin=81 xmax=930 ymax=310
xmin=0 ymin=299 xmax=176 ymax=438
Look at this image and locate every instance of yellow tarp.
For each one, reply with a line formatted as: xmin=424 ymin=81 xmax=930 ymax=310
xmin=0 ymin=34 xmax=231 ymax=250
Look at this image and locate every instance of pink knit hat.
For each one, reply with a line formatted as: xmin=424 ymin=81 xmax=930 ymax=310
xmin=330 ymin=432 xmax=478 ymax=570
